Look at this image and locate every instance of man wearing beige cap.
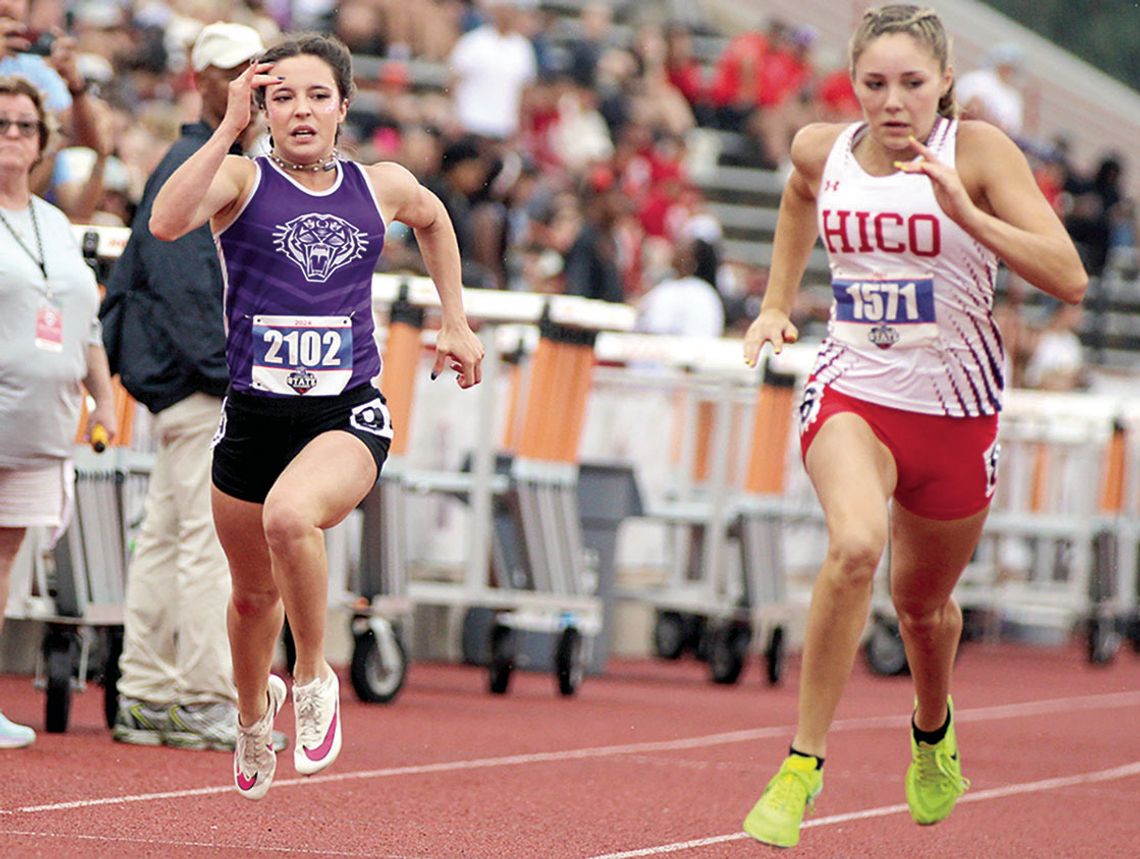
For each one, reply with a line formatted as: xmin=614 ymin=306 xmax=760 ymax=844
xmin=102 ymin=22 xmax=284 ymax=753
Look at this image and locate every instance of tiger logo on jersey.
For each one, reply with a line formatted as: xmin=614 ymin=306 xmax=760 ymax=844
xmin=273 ymin=213 xmax=368 ymax=283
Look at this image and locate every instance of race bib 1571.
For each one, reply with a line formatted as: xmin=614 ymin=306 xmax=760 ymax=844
xmin=830 ymin=275 xmax=938 ymax=350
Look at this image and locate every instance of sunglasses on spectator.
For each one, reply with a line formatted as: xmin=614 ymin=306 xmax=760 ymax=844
xmin=0 ymin=118 xmax=39 ymax=137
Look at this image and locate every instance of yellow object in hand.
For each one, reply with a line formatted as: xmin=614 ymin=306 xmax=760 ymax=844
xmin=91 ymin=423 xmax=109 ymax=453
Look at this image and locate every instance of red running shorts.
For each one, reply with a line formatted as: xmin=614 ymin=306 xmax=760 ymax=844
xmin=797 ymin=380 xmax=1000 ymax=520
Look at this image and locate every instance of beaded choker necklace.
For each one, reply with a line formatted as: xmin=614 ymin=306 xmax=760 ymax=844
xmin=268 ymin=149 xmax=339 ymax=173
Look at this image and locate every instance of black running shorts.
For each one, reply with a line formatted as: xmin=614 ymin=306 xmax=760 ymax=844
xmin=211 ymin=383 xmax=393 ymax=504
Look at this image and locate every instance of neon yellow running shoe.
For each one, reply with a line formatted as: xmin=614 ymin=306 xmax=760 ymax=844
xmin=742 ymin=754 xmax=823 ymax=848
xmin=905 ymin=697 xmax=970 ymax=825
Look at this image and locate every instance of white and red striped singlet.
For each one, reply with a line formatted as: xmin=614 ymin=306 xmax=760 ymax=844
xmin=811 ymin=117 xmax=1003 ymax=417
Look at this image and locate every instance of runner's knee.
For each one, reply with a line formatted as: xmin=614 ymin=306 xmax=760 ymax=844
xmin=822 ymin=532 xmax=884 ymax=590
xmin=231 ymin=585 xmax=280 ymax=618
xmin=895 ymin=599 xmax=960 ymax=640
xmin=261 ymin=500 xmax=315 ymax=554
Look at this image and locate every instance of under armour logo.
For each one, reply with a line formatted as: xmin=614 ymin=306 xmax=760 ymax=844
xmin=824 ymin=180 xmax=841 ymax=192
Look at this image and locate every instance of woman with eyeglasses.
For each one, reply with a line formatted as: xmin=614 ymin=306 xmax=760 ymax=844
xmin=0 ymin=74 xmax=116 ymax=749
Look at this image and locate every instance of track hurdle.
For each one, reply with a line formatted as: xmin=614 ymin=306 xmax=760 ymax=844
xmin=590 ymin=335 xmax=817 ymax=685
xmin=368 ymin=279 xmax=635 ymax=696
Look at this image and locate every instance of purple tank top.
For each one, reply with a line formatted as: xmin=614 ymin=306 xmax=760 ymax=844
xmin=216 ymin=157 xmax=386 ymax=396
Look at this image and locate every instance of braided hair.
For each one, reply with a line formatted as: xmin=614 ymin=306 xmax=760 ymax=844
xmin=849 ymin=5 xmax=957 ymax=118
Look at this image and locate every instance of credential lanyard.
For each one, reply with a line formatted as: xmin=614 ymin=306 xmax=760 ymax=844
xmin=0 ymin=200 xmax=51 ymax=301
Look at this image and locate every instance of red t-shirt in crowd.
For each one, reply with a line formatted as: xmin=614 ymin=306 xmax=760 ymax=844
xmin=757 ymin=48 xmax=811 ymax=108
xmin=817 ymin=69 xmax=861 ymax=120
xmin=710 ymin=31 xmax=769 ymax=107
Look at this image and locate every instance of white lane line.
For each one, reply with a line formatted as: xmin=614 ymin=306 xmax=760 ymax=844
xmin=3 ymin=690 xmax=1138 ymax=816
xmin=586 ymin=833 xmax=744 ymax=858
xmin=0 ymin=830 xmax=409 ymax=857
xmin=585 ymin=762 xmax=1140 ymax=858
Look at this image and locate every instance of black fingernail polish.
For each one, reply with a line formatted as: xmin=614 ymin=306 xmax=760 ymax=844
xmin=430 ymin=371 xmax=438 ymax=380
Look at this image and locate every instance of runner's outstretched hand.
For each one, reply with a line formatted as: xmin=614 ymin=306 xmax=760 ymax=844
xmin=432 ymin=321 xmax=485 ymax=389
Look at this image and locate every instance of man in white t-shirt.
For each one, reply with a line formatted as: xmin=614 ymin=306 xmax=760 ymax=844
xmin=956 ymin=43 xmax=1025 ymax=138
xmin=448 ymin=0 xmax=537 ymax=141
xmin=1024 ymin=303 xmax=1085 ymax=391
xmin=637 ymin=238 xmax=725 ymax=337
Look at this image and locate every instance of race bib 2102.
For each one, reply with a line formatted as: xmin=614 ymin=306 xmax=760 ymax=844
xmin=250 ymin=314 xmax=353 ymax=395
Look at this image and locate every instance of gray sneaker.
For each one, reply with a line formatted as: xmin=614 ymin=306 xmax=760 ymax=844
xmin=166 ymin=701 xmax=288 ymax=753
xmin=112 ymin=698 xmax=170 ymax=746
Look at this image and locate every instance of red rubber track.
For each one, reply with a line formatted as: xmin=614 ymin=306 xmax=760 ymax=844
xmin=0 ymin=641 xmax=1137 ymax=857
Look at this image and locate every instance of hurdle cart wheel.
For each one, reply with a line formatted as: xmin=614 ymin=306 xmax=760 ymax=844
xmin=349 ymin=616 xmax=407 ymax=704
xmin=709 ymin=620 xmax=752 ymax=685
xmin=652 ymin=611 xmax=687 ymax=660
xmin=101 ymin=625 xmax=124 ymax=729
xmin=1086 ymin=615 xmax=1121 ymax=666
xmin=488 ymin=622 xmax=515 ymax=695
xmin=555 ymin=626 xmax=584 ymax=696
xmin=764 ymin=625 xmax=785 ymax=686
xmin=43 ymin=628 xmax=77 ymax=733
xmin=864 ymin=614 xmax=909 ymax=676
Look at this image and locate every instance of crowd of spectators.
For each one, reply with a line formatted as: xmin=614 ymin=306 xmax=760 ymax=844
xmin=19 ymin=0 xmax=1140 ymax=378
xmin=957 ymin=43 xmax=1137 ymax=286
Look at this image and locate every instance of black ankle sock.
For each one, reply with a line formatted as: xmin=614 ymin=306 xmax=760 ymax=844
xmin=789 ymin=745 xmax=824 ymax=770
xmin=912 ymin=708 xmax=951 ymax=745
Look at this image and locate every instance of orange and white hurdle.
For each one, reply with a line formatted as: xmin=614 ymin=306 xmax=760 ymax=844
xmin=370 ymin=277 xmax=635 ymax=695
xmin=590 ymin=333 xmax=813 ymax=685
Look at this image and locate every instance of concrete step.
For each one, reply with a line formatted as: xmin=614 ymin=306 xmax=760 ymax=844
xmin=722 ymin=238 xmax=831 ymax=283
xmin=707 ymin=201 xmax=779 ymax=242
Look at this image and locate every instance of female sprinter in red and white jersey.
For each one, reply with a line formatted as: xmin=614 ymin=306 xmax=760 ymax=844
xmin=739 ymin=5 xmax=1086 ymax=849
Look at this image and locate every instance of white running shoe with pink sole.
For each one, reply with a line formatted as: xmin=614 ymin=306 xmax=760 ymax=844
xmin=293 ymin=670 xmax=342 ymax=776
xmin=233 ymin=674 xmax=287 ymax=801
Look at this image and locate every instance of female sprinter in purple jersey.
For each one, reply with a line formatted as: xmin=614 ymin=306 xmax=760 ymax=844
xmin=150 ymin=33 xmax=484 ymax=800
xmin=738 ymin=6 xmax=1086 ymax=849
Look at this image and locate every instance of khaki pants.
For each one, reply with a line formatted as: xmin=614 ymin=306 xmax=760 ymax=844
xmin=117 ymin=393 xmax=237 ymax=705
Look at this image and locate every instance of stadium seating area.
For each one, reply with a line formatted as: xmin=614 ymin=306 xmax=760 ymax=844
xmin=36 ymin=0 xmax=1140 ymax=371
